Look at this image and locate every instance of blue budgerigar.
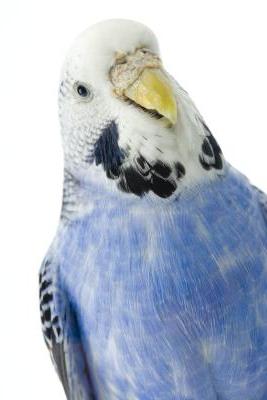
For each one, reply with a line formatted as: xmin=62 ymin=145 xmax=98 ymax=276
xmin=39 ymin=19 xmax=267 ymax=400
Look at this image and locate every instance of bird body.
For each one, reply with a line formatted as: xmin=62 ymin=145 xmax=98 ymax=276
xmin=39 ymin=19 xmax=267 ymax=400
xmin=43 ymin=166 xmax=267 ymax=399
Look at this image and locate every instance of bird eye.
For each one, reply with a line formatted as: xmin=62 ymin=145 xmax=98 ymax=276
xmin=77 ymin=85 xmax=88 ymax=97
xmin=74 ymin=82 xmax=93 ymax=101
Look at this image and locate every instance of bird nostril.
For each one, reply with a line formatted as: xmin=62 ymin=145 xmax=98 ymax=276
xmin=116 ymin=56 xmax=127 ymax=65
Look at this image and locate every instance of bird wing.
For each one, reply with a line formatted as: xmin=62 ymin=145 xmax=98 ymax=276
xmin=39 ymin=256 xmax=96 ymax=399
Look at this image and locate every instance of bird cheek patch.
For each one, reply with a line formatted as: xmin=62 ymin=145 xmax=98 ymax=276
xmin=94 ymin=121 xmax=125 ymax=175
xmin=199 ymin=121 xmax=223 ymax=171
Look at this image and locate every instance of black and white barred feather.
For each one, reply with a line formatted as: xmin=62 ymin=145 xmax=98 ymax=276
xmin=39 ymin=257 xmax=96 ymax=399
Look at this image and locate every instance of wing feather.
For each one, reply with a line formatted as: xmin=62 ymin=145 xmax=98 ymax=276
xmin=39 ymin=257 xmax=95 ymax=400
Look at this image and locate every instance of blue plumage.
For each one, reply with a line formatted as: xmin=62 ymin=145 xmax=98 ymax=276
xmin=47 ymin=167 xmax=267 ymax=399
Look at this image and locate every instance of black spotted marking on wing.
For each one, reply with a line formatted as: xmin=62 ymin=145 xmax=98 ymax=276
xmin=39 ymin=259 xmax=71 ymax=398
xmin=39 ymin=258 xmax=97 ymax=399
xmin=199 ymin=121 xmax=223 ymax=171
xmin=93 ymin=120 xmax=186 ymax=198
xmin=39 ymin=259 xmax=63 ymax=348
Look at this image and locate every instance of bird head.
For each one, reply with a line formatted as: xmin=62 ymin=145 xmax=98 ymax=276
xmin=59 ymin=19 xmax=224 ymax=203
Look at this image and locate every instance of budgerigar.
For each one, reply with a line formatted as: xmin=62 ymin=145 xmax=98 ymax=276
xmin=39 ymin=19 xmax=267 ymax=400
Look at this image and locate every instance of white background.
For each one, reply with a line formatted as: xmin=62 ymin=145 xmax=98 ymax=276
xmin=0 ymin=0 xmax=266 ymax=398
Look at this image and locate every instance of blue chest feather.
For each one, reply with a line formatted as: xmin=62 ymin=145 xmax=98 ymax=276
xmin=58 ymin=169 xmax=267 ymax=399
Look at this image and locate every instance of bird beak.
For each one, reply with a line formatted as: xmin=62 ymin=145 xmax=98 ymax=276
xmin=124 ymin=67 xmax=177 ymax=125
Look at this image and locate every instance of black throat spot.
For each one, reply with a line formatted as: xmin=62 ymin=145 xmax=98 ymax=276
xmin=93 ymin=120 xmax=186 ymax=199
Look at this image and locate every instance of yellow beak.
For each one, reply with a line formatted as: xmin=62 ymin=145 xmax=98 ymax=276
xmin=124 ymin=68 xmax=177 ymax=125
